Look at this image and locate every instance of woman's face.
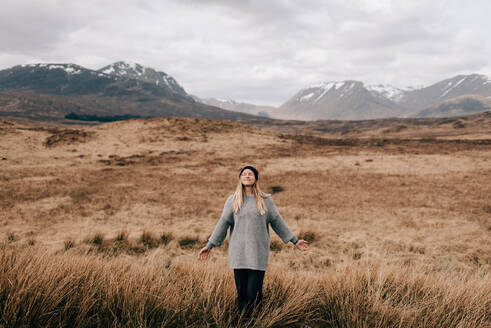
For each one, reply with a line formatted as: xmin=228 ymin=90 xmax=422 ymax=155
xmin=240 ymin=169 xmax=256 ymax=186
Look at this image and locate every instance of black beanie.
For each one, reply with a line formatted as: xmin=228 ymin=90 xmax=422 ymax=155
xmin=239 ymin=165 xmax=259 ymax=181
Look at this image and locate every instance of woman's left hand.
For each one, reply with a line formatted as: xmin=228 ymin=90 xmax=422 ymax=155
xmin=295 ymin=239 xmax=309 ymax=251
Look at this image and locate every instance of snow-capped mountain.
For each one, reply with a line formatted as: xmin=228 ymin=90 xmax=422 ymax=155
xmin=278 ymin=80 xmax=406 ymax=120
xmin=0 ymin=63 xmax=118 ymax=94
xmin=275 ymin=74 xmax=491 ymax=120
xmin=297 ymin=81 xmax=356 ymax=103
xmin=1 ymin=61 xmax=490 ymax=121
xmin=366 ymin=84 xmax=406 ymax=102
xmin=0 ymin=62 xmax=257 ymax=122
xmin=20 ymin=63 xmax=90 ymax=75
xmin=98 ymin=61 xmax=188 ymax=97
xmin=398 ymin=74 xmax=491 ymax=112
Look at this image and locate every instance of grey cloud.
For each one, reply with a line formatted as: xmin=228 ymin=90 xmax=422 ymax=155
xmin=0 ymin=0 xmax=490 ymax=106
xmin=0 ymin=1 xmax=75 ymax=53
xmin=0 ymin=0 xmax=115 ymax=55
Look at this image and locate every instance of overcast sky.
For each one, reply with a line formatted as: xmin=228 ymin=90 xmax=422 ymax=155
xmin=1 ymin=0 xmax=489 ymax=106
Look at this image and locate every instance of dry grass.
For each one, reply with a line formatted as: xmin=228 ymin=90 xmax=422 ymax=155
xmin=0 ymin=249 xmax=488 ymax=327
xmin=0 ymin=116 xmax=490 ymax=326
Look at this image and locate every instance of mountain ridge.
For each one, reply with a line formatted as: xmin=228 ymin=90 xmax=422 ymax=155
xmin=1 ymin=61 xmax=490 ymax=122
xmin=192 ymin=96 xmax=274 ymax=118
xmin=0 ymin=62 xmax=258 ymax=122
xmin=274 ymin=74 xmax=491 ymax=120
xmin=98 ymin=61 xmax=190 ymax=98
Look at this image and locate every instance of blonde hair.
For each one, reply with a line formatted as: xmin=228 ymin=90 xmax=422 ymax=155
xmin=232 ymin=179 xmax=270 ymax=215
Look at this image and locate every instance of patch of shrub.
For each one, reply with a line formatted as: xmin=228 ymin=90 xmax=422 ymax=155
xmin=86 ymin=232 xmax=104 ymax=246
xmin=268 ymin=185 xmax=285 ymax=194
xmin=65 ymin=112 xmax=143 ymax=122
xmin=408 ymin=244 xmax=425 ymax=254
xmin=64 ymin=239 xmax=75 ymax=250
xmin=270 ymin=240 xmax=283 ymax=252
xmin=44 ymin=129 xmax=93 ymax=147
xmin=320 ymin=256 xmax=332 ymax=267
xmin=115 ymin=230 xmax=128 ymax=242
xmin=382 ymin=125 xmax=407 ymax=134
xmin=69 ymin=187 xmax=95 ymax=204
xmin=178 ymin=236 xmax=200 ymax=249
xmin=298 ymin=230 xmax=318 ymax=243
xmin=160 ymin=232 xmax=173 ymax=245
xmin=139 ymin=231 xmax=161 ymax=249
xmin=7 ymin=232 xmax=15 ymax=242
xmin=453 ymin=122 xmax=466 ymax=129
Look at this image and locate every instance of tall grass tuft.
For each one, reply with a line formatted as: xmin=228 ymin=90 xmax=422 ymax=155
xmin=64 ymin=239 xmax=75 ymax=251
xmin=6 ymin=232 xmax=15 ymax=243
xmin=178 ymin=236 xmax=200 ymax=249
xmin=0 ymin=249 xmax=489 ymax=327
xmin=115 ymin=230 xmax=129 ymax=242
xmin=160 ymin=232 xmax=173 ymax=246
xmin=86 ymin=232 xmax=104 ymax=246
xmin=139 ymin=231 xmax=161 ymax=249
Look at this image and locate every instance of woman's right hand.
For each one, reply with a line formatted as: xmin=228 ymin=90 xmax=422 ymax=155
xmin=198 ymin=246 xmax=211 ymax=260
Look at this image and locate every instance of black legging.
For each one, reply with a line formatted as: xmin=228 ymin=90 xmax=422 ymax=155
xmin=233 ymin=269 xmax=265 ymax=316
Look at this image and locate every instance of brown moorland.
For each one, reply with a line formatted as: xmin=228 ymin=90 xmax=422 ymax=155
xmin=0 ymin=114 xmax=490 ymax=327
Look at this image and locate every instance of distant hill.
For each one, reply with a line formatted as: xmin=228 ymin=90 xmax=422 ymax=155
xmin=415 ymin=95 xmax=491 ymax=118
xmin=0 ymin=62 xmax=258 ymax=122
xmin=247 ymin=110 xmax=491 ymax=139
xmin=192 ymin=96 xmax=274 ymax=118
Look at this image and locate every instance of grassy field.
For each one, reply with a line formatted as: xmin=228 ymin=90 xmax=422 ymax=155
xmin=0 ymin=117 xmax=490 ymax=327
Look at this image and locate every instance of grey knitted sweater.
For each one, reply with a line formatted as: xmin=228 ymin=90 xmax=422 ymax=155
xmin=206 ymin=194 xmax=299 ymax=271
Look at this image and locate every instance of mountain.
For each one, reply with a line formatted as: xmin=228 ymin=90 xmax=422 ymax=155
xmin=0 ymin=63 xmax=117 ymax=94
xmin=277 ymin=81 xmax=407 ymax=120
xmin=193 ymin=96 xmax=275 ymax=118
xmin=0 ymin=62 xmax=257 ymax=122
xmin=98 ymin=61 xmax=189 ymax=98
xmin=274 ymin=74 xmax=491 ymax=120
xmin=2 ymin=62 xmax=490 ymax=122
xmin=365 ymin=84 xmax=406 ymax=102
xmin=399 ymin=74 xmax=491 ymax=115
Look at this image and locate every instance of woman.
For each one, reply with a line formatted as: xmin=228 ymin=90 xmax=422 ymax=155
xmin=197 ymin=165 xmax=309 ymax=317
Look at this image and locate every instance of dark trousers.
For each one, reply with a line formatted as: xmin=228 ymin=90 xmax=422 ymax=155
xmin=233 ymin=269 xmax=265 ymax=316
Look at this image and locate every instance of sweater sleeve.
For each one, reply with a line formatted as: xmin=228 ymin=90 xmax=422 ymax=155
xmin=267 ymin=197 xmax=297 ymax=244
xmin=206 ymin=195 xmax=234 ymax=249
